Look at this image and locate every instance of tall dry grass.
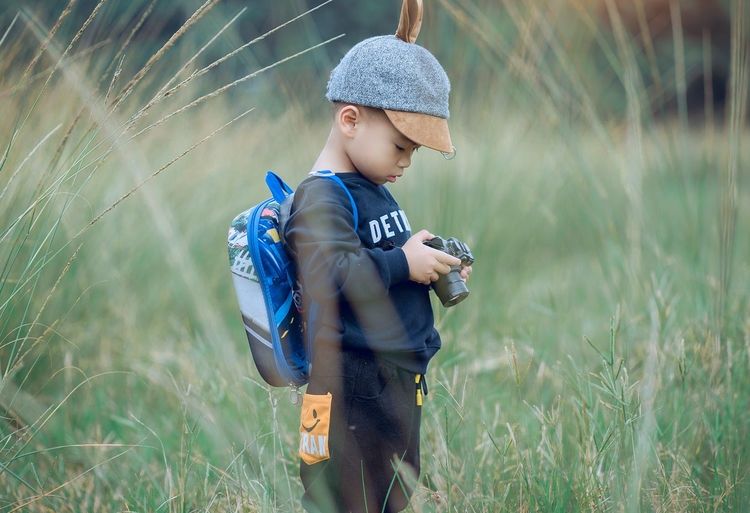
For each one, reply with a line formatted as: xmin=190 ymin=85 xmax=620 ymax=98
xmin=0 ymin=0 xmax=749 ymax=511
xmin=0 ymin=1 xmax=341 ymax=510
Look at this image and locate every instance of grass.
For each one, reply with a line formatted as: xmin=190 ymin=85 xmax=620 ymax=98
xmin=1 ymin=0 xmax=749 ymax=511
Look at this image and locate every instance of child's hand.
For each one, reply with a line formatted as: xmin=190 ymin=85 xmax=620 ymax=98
xmin=402 ymin=230 xmax=462 ymax=285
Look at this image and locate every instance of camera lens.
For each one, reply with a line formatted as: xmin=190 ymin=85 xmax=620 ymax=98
xmin=432 ymin=270 xmax=470 ymax=307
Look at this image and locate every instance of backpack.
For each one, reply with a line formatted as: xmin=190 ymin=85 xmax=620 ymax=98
xmin=227 ymin=170 xmax=358 ymax=391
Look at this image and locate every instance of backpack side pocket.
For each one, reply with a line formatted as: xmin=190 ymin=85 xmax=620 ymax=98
xmin=298 ymin=392 xmax=332 ymax=465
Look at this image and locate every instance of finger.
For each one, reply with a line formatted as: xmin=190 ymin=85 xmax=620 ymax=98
xmin=414 ymin=229 xmax=435 ymax=242
xmin=430 ymin=272 xmax=440 ymax=282
xmin=436 ymin=262 xmax=452 ymax=275
xmin=424 ymin=247 xmax=460 ymax=266
xmin=436 ymin=252 xmax=461 ymax=267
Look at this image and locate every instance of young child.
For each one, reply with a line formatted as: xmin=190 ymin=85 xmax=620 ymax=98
xmin=283 ymin=2 xmax=471 ymax=511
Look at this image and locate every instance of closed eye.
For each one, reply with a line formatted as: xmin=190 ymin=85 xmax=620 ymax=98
xmin=396 ymin=143 xmax=419 ymax=153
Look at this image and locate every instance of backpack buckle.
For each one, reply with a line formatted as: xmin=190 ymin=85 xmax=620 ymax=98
xmin=289 ymin=384 xmax=302 ymax=405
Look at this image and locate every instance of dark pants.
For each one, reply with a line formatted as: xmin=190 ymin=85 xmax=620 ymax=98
xmin=300 ymin=350 xmax=422 ymax=513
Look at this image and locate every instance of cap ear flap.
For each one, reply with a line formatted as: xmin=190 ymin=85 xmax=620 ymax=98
xmin=395 ymin=0 xmax=423 ymax=43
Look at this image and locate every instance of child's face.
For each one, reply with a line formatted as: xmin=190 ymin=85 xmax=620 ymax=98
xmin=344 ymin=107 xmax=420 ymax=185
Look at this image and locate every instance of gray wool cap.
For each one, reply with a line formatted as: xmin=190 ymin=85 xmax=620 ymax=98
xmin=326 ymin=35 xmax=451 ymax=119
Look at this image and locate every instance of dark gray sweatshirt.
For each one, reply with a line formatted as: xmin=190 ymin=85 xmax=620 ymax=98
xmin=283 ymin=172 xmax=440 ymax=373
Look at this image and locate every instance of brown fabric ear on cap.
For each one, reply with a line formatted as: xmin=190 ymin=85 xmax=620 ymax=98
xmin=395 ymin=0 xmax=423 ymax=43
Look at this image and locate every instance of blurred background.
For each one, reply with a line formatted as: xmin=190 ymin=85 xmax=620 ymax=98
xmin=0 ymin=0 xmax=748 ymax=511
xmin=2 ymin=0 xmax=738 ymax=118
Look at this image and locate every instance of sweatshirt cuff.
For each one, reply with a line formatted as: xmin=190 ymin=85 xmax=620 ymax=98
xmin=382 ymin=247 xmax=410 ymax=286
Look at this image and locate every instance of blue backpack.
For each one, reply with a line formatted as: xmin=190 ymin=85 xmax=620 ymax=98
xmin=227 ymin=171 xmax=358 ymax=389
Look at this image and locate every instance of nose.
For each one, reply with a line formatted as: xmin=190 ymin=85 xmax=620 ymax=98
xmin=398 ymin=153 xmax=412 ymax=169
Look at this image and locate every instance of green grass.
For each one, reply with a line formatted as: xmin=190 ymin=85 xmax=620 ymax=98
xmin=1 ymin=0 xmax=749 ymax=511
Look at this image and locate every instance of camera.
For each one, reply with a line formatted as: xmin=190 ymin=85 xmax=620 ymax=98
xmin=423 ymin=236 xmax=474 ymax=307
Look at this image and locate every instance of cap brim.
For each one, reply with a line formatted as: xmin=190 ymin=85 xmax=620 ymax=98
xmin=383 ymin=109 xmax=453 ymax=154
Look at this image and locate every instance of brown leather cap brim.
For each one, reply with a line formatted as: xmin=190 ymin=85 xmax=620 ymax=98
xmin=384 ymin=109 xmax=453 ymax=154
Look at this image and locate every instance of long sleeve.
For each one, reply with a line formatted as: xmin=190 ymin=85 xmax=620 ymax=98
xmin=284 ymin=177 xmax=410 ymax=304
xmin=283 ymin=172 xmax=439 ymax=373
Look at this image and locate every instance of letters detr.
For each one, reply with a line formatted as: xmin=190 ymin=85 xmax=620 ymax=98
xmin=369 ymin=210 xmax=411 ymax=243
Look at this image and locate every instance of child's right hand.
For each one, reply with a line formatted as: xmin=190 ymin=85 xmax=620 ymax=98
xmin=402 ymin=230 xmax=462 ymax=285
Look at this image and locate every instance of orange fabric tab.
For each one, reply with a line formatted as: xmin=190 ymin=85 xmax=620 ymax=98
xmin=298 ymin=392 xmax=332 ymax=465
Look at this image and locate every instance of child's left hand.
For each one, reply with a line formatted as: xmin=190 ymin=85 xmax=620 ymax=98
xmin=460 ymin=265 xmax=472 ymax=282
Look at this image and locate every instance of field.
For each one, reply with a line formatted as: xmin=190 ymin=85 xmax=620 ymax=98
xmin=1 ymin=1 xmax=749 ymax=511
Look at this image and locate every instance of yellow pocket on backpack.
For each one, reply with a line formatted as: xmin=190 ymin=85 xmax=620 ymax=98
xmin=298 ymin=392 xmax=332 ymax=465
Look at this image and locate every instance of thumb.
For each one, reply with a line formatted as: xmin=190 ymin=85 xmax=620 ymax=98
xmin=412 ymin=229 xmax=435 ymax=242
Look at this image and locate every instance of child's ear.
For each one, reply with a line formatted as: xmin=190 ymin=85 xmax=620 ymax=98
xmin=395 ymin=0 xmax=423 ymax=44
xmin=336 ymin=105 xmax=361 ymax=138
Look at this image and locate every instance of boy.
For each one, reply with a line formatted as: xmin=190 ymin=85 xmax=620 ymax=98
xmin=284 ymin=6 xmax=471 ymax=512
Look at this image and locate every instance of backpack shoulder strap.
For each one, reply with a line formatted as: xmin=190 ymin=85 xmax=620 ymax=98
xmin=310 ymin=170 xmax=359 ymax=232
xmin=265 ymin=171 xmax=294 ymax=203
